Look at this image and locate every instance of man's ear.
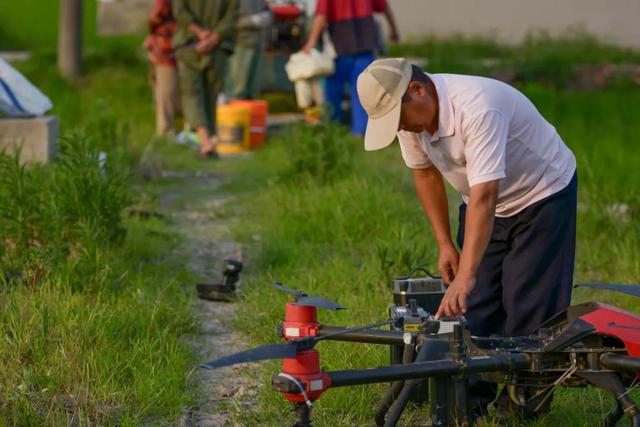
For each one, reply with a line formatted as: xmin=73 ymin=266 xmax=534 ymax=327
xmin=408 ymin=81 xmax=425 ymax=97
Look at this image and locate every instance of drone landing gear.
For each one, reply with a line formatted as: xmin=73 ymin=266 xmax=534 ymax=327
xmin=374 ymin=343 xmax=416 ymax=426
xmin=292 ymin=402 xmax=313 ymax=427
xmin=577 ymin=371 xmax=640 ymax=427
xmin=376 ymin=327 xmax=471 ymax=427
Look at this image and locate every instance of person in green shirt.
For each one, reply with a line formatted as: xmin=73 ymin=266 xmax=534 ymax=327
xmin=172 ymin=0 xmax=239 ymax=156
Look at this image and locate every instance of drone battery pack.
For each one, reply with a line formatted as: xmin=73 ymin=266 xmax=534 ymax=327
xmin=392 ymin=275 xmax=445 ymax=315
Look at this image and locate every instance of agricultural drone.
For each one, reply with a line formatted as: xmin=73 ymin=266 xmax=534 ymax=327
xmin=201 ymin=270 xmax=640 ymax=426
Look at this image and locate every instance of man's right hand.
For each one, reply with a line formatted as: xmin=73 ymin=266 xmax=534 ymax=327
xmin=301 ymin=41 xmax=315 ymax=54
xmin=188 ymin=23 xmax=211 ymax=41
xmin=195 ymin=32 xmax=220 ymax=53
xmin=438 ymin=244 xmax=460 ymax=285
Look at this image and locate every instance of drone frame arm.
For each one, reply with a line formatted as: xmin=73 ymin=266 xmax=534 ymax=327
xmin=600 ymin=352 xmax=640 ymax=374
xmin=317 ymin=325 xmax=404 ymax=346
xmin=325 ymin=352 xmax=531 ymax=388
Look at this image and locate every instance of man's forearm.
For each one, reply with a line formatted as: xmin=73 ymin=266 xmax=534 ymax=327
xmin=383 ymin=8 xmax=399 ymax=40
xmin=413 ymin=168 xmax=454 ymax=249
xmin=212 ymin=0 xmax=239 ymax=40
xmin=172 ymin=0 xmax=196 ymax=26
xmin=304 ymin=14 xmax=328 ymax=50
xmin=457 ymin=181 xmax=498 ymax=279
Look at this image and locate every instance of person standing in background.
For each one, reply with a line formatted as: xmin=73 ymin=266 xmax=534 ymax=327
xmin=172 ymin=0 xmax=239 ymax=157
xmin=302 ymin=0 xmax=399 ymax=137
xmin=143 ymin=0 xmax=179 ymax=137
xmin=226 ymin=0 xmax=272 ymax=100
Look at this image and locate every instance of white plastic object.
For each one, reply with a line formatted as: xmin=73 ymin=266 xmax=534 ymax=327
xmin=0 ymin=58 xmax=53 ymax=116
xmin=285 ymin=49 xmax=335 ymax=82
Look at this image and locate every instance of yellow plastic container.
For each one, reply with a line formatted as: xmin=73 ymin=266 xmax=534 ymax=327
xmin=216 ymin=103 xmax=251 ymax=154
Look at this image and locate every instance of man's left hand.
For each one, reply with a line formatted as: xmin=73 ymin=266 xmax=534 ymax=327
xmin=435 ymin=275 xmax=475 ymax=319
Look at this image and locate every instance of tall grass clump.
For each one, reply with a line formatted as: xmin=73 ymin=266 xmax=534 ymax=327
xmin=277 ymin=122 xmax=356 ymax=185
xmin=0 ymin=128 xmax=130 ymax=285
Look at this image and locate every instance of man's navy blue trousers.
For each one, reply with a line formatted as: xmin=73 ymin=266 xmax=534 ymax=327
xmin=457 ymin=173 xmax=578 ymax=338
xmin=457 ymin=173 xmax=577 ymax=410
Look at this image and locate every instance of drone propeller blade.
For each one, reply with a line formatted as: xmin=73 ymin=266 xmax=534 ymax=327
xmin=274 ymin=282 xmax=304 ymax=297
xmin=576 ymin=282 xmax=640 ymax=298
xmin=297 ymin=295 xmax=345 ymax=311
xmin=200 ymin=342 xmax=298 ymax=369
xmin=200 ymin=337 xmax=318 ymax=370
xmin=273 ymin=283 xmax=346 ymax=310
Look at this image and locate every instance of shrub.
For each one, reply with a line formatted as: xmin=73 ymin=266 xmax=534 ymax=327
xmin=0 ymin=123 xmax=131 ymax=285
xmin=277 ymin=123 xmax=356 ymax=186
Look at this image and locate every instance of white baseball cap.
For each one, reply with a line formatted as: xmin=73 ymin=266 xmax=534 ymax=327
xmin=356 ymin=58 xmax=412 ymax=151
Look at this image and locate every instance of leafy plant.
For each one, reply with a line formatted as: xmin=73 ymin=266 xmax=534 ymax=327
xmin=0 ymin=126 xmax=131 ymax=286
xmin=278 ymin=123 xmax=356 ymax=186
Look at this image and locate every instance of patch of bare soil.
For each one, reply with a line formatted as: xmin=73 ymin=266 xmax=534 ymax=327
xmin=156 ymin=173 xmax=260 ymax=426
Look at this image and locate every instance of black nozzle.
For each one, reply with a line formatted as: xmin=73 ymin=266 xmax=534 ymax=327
xmin=409 ymin=299 xmax=418 ymax=316
xmin=221 ymin=259 xmax=243 ymax=288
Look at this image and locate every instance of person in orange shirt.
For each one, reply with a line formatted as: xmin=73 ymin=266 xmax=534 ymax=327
xmin=143 ymin=0 xmax=179 ymax=136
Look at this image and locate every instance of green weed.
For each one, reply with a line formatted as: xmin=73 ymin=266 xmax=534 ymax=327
xmin=276 ymin=123 xmax=356 ymax=186
xmin=0 ymin=130 xmax=130 ymax=278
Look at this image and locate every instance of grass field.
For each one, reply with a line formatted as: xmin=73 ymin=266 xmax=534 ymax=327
xmin=0 ymin=0 xmax=100 ymax=51
xmin=1 ymin=20 xmax=639 ymax=426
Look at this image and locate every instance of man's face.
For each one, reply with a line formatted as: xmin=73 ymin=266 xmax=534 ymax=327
xmin=398 ymin=82 xmax=434 ymax=133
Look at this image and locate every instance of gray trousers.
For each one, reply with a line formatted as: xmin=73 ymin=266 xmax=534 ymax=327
xmin=177 ymin=52 xmax=227 ymax=133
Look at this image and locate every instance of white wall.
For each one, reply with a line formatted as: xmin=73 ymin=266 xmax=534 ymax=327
xmin=389 ymin=0 xmax=640 ymax=49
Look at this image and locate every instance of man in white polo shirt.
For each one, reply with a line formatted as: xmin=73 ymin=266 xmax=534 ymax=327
xmin=357 ymin=58 xmax=577 ymax=416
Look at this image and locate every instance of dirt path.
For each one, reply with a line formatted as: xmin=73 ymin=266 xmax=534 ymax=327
xmin=155 ymin=172 xmax=260 ymax=427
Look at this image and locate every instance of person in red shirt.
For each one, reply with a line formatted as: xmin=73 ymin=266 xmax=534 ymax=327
xmin=143 ymin=0 xmax=179 ymax=136
xmin=302 ymin=0 xmax=399 ymax=136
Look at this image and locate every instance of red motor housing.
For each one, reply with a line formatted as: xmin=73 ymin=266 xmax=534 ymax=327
xmin=273 ymin=303 xmax=330 ymax=403
xmin=282 ymin=303 xmax=320 ymax=340
xmin=279 ymin=349 xmax=331 ymax=402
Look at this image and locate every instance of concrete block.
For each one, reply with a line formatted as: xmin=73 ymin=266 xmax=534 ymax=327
xmin=0 ymin=116 xmax=59 ymax=164
xmin=97 ymin=0 xmax=151 ymax=36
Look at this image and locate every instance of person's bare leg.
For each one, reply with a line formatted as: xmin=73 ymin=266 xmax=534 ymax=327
xmin=155 ymin=64 xmax=178 ymax=136
xmin=197 ymin=126 xmax=213 ymax=154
